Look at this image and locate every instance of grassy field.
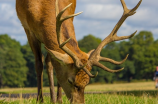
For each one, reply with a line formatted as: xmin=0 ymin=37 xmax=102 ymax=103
xmin=0 ymin=81 xmax=158 ymax=104
xmin=85 ymin=81 xmax=156 ymax=91
xmin=0 ymin=81 xmax=156 ymax=94
xmin=1 ymin=93 xmax=158 ymax=104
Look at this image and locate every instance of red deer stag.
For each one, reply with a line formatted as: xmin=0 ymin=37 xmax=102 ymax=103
xmin=16 ymin=0 xmax=142 ymax=103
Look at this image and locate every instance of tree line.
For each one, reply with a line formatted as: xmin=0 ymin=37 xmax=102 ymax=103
xmin=0 ymin=31 xmax=157 ymax=88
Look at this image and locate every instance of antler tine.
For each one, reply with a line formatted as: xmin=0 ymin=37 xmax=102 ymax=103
xmin=121 ymin=0 xmax=142 ymax=16
xmin=56 ymin=3 xmax=82 ymax=59
xmin=56 ymin=3 xmax=82 ymax=46
xmin=112 ymin=0 xmax=142 ymax=37
xmin=55 ymin=0 xmax=59 ymax=16
xmin=89 ymin=0 xmax=141 ymax=60
xmin=56 ymin=3 xmax=72 ymax=18
xmin=130 ymin=0 xmax=142 ymax=13
xmin=114 ymin=30 xmax=137 ymax=41
xmin=83 ymin=67 xmax=98 ymax=78
xmin=120 ymin=0 xmax=128 ymax=12
xmin=56 ymin=2 xmax=97 ymax=78
xmin=60 ymin=12 xmax=83 ymax=23
xmin=99 ymin=54 xmax=129 ymax=65
xmin=88 ymin=0 xmax=142 ymax=73
xmin=93 ymin=62 xmax=124 ymax=73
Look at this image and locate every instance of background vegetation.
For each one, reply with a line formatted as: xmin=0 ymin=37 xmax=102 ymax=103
xmin=0 ymin=30 xmax=157 ymax=88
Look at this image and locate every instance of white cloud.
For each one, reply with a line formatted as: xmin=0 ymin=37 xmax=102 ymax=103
xmin=130 ymin=0 xmax=158 ymax=7
xmin=78 ymin=0 xmax=119 ymax=4
xmin=74 ymin=0 xmax=158 ymax=40
xmin=0 ymin=3 xmax=27 ymax=45
xmin=0 ymin=0 xmax=14 ymax=2
xmin=82 ymin=4 xmax=122 ymax=20
xmin=128 ymin=8 xmax=158 ymax=25
xmin=0 ymin=0 xmax=158 ymax=45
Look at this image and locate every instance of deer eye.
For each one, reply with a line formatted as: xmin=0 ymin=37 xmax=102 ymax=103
xmin=74 ymin=85 xmax=78 ymax=88
xmin=68 ymin=77 xmax=74 ymax=85
xmin=74 ymin=85 xmax=81 ymax=91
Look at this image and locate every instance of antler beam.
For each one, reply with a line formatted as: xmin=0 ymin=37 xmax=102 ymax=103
xmin=55 ymin=1 xmax=97 ymax=78
xmin=88 ymin=0 xmax=142 ymax=72
xmin=55 ymin=0 xmax=142 ymax=77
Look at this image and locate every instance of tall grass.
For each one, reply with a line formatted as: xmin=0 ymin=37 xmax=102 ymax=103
xmin=85 ymin=94 xmax=158 ymax=104
xmin=1 ymin=93 xmax=158 ymax=104
xmin=85 ymin=81 xmax=155 ymax=92
xmin=0 ymin=82 xmax=157 ymax=104
xmin=0 ymin=81 xmax=155 ymax=94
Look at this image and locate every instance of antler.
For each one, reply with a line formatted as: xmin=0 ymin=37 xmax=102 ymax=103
xmin=55 ymin=0 xmax=142 ymax=77
xmin=55 ymin=0 xmax=98 ymax=77
xmin=88 ymin=0 xmax=142 ymax=72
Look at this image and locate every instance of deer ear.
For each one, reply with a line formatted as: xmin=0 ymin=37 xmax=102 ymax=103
xmin=45 ymin=46 xmax=73 ymax=64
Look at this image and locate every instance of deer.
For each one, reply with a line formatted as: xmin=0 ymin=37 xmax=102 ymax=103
xmin=16 ymin=0 xmax=142 ymax=103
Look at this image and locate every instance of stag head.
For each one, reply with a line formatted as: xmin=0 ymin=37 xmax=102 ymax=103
xmin=46 ymin=0 xmax=142 ymax=103
xmin=46 ymin=46 xmax=92 ymax=103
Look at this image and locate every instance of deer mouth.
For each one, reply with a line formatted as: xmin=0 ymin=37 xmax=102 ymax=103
xmin=69 ymin=88 xmax=85 ymax=104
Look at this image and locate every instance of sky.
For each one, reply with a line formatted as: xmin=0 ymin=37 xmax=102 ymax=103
xmin=0 ymin=0 xmax=158 ymax=45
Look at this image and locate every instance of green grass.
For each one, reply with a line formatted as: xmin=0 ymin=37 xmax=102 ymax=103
xmin=1 ymin=93 xmax=158 ymax=104
xmin=0 ymin=81 xmax=155 ymax=94
xmin=0 ymin=87 xmax=51 ymax=94
xmin=85 ymin=81 xmax=156 ymax=92
xmin=0 ymin=81 xmax=158 ymax=104
xmin=85 ymin=94 xmax=158 ymax=104
xmin=114 ymin=90 xmax=158 ymax=97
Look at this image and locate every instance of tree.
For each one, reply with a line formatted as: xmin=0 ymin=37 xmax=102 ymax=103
xmin=117 ymin=41 xmax=136 ymax=82
xmin=0 ymin=34 xmax=28 ymax=87
xmin=1 ymin=31 xmax=157 ymax=87
xmin=129 ymin=31 xmax=155 ymax=80
xmin=130 ymin=31 xmax=154 ymax=46
xmin=103 ymin=42 xmax=122 ymax=83
xmin=78 ymin=34 xmax=101 ymax=52
xmin=21 ymin=43 xmax=37 ymax=87
xmin=78 ymin=35 xmax=120 ymax=83
xmin=21 ymin=43 xmax=57 ymax=87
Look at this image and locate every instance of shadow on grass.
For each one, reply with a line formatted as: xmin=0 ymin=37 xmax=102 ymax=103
xmin=0 ymin=92 xmax=7 ymax=94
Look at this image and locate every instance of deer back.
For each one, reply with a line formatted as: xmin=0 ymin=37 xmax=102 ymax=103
xmin=16 ymin=0 xmax=82 ymax=56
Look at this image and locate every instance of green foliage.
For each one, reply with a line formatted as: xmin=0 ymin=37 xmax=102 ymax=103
xmin=21 ymin=43 xmax=37 ymax=87
xmin=0 ymin=30 xmax=157 ymax=87
xmin=78 ymin=34 xmax=101 ymax=52
xmin=130 ymin=31 xmax=154 ymax=46
xmin=79 ymin=35 xmax=119 ymax=83
xmin=79 ymin=31 xmax=157 ymax=83
xmin=0 ymin=34 xmax=28 ymax=87
xmin=21 ymin=43 xmax=57 ymax=87
xmin=128 ymin=31 xmax=156 ymax=80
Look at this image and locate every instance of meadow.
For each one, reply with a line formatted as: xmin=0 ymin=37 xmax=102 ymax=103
xmin=0 ymin=81 xmax=158 ymax=104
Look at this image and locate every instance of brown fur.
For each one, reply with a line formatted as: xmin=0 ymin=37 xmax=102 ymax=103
xmin=16 ymin=0 xmax=90 ymax=103
xmin=16 ymin=0 xmax=142 ymax=103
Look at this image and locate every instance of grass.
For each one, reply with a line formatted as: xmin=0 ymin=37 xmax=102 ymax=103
xmin=1 ymin=93 xmax=158 ymax=104
xmin=85 ymin=81 xmax=155 ymax=92
xmin=0 ymin=87 xmax=51 ymax=94
xmin=0 ymin=81 xmax=158 ymax=104
xmin=85 ymin=94 xmax=158 ymax=104
xmin=0 ymin=81 xmax=155 ymax=94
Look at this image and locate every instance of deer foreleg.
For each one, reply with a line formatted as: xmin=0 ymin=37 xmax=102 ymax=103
xmin=45 ymin=53 xmax=56 ymax=103
xmin=57 ymin=83 xmax=62 ymax=103
xmin=35 ymin=55 xmax=44 ymax=102
xmin=24 ymin=29 xmax=44 ymax=102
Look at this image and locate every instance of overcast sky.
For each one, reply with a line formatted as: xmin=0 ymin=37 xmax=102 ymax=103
xmin=0 ymin=0 xmax=158 ymax=45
